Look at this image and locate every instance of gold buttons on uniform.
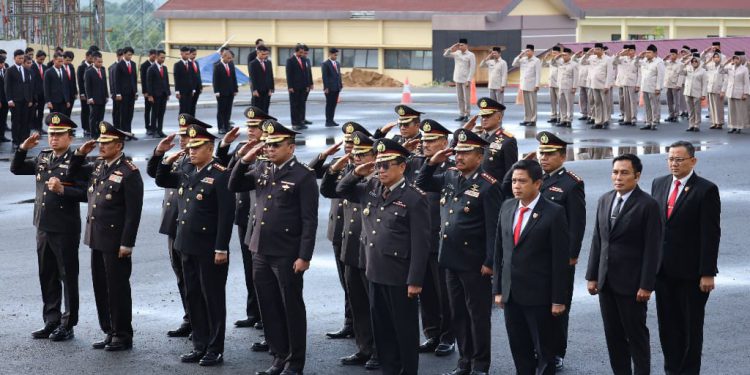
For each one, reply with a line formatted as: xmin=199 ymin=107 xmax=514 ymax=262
xmin=443 ymin=234 xmax=448 ymax=239
xmin=263 ymin=208 xmax=268 ymax=212
xmin=449 ymin=209 xmax=453 ymax=214
xmin=181 ymin=220 xmax=185 ymax=224
xmin=267 ymin=195 xmax=272 ymax=199
xmin=261 ymin=221 xmax=265 ymax=225
xmin=372 ymin=230 xmax=376 ymax=234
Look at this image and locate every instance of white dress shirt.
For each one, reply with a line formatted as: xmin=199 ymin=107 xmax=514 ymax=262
xmin=668 ymin=170 xmax=694 ymax=203
xmin=513 ymin=193 xmax=541 ymax=234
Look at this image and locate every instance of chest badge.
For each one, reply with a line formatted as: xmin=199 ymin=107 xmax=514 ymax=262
xmin=464 ymin=206 xmax=471 ymax=213
xmin=36 ymin=174 xmax=41 ymax=181
xmin=178 ymin=187 xmax=184 ymax=196
xmin=363 ymin=207 xmax=370 ymax=216
xmin=105 ymin=194 xmax=112 ymax=200
xmin=196 ymin=193 xmax=204 ymax=201
xmin=440 ymin=196 xmax=446 ymax=206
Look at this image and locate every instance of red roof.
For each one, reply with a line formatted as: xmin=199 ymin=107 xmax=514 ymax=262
xmin=574 ymin=0 xmax=745 ymax=10
xmin=157 ymin=0 xmax=511 ymax=12
xmin=559 ymin=37 xmax=750 ymax=57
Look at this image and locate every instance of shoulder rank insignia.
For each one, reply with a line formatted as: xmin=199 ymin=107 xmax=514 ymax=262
xmin=566 ymin=170 xmax=583 ymax=183
xmin=212 ymin=163 xmax=227 ymax=172
xmin=411 ymin=185 xmax=427 ymax=196
xmin=124 ymin=159 xmax=138 ymax=171
xmin=502 ymin=129 xmax=514 ymax=138
xmin=481 ymin=172 xmax=497 ymax=184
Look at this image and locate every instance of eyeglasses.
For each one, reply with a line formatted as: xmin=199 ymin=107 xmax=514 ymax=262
xmin=399 ymin=123 xmax=416 ymax=128
xmin=375 ymin=161 xmax=399 ymax=170
xmin=667 ymin=157 xmax=692 ymax=164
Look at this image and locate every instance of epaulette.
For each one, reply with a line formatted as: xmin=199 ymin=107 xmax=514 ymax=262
xmin=502 ymin=130 xmax=514 ymax=138
xmin=303 ymin=163 xmax=314 ymax=172
xmin=212 ymin=162 xmax=227 ymax=172
xmin=481 ymin=172 xmax=497 ymax=184
xmin=124 ymin=159 xmax=138 ymax=171
xmin=40 ymin=148 xmax=53 ymax=153
xmin=566 ymin=170 xmax=583 ymax=183
xmin=410 ymin=185 xmax=427 ymax=196
xmin=448 ymin=167 xmax=459 ymax=171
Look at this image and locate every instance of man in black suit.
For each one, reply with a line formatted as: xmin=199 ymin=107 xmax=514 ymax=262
xmin=140 ymin=49 xmax=156 ymax=135
xmin=322 ymin=48 xmax=343 ymax=127
xmin=77 ymin=49 xmax=94 ymax=137
xmin=174 ymin=46 xmax=195 ymax=116
xmin=62 ymin=51 xmax=78 ymax=117
xmin=30 ymin=50 xmax=47 ymax=133
xmin=249 ymin=45 xmax=274 ymax=114
xmin=586 ymin=154 xmax=662 ymax=375
xmin=493 ymin=160 xmax=569 ymax=375
xmin=213 ymin=49 xmax=238 ymax=134
xmin=189 ymin=48 xmax=202 ymax=116
xmin=108 ymin=49 xmax=122 ymax=129
xmin=84 ymin=52 xmax=108 ymax=140
xmin=286 ymin=45 xmax=310 ymax=130
xmin=147 ymin=50 xmax=170 ymax=138
xmin=246 ymin=38 xmax=265 ymax=72
xmin=0 ymin=55 xmax=11 ymax=142
xmin=6 ymin=50 xmax=35 ymax=149
xmin=301 ymin=45 xmax=313 ymax=125
xmin=43 ymin=53 xmax=71 ymax=114
xmin=114 ymin=47 xmax=138 ymax=137
xmin=651 ymin=141 xmax=720 ymax=375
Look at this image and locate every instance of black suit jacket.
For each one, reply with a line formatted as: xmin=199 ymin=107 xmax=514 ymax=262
xmin=0 ymin=68 xmax=6 ymax=103
xmin=64 ymin=63 xmax=78 ymax=98
xmin=114 ymin=59 xmax=138 ymax=95
xmin=30 ymin=62 xmax=45 ymax=97
xmin=286 ymin=55 xmax=309 ymax=90
xmin=107 ymin=63 xmax=117 ymax=98
xmin=651 ymin=173 xmax=720 ymax=279
xmin=493 ymin=196 xmax=569 ymax=306
xmin=322 ymin=59 xmax=343 ymax=91
xmin=147 ymin=64 xmax=170 ymax=97
xmin=173 ymin=60 xmax=194 ymax=95
xmin=586 ymin=186 xmax=662 ymax=296
xmin=249 ymin=59 xmax=274 ymax=92
xmin=140 ymin=60 xmax=153 ymax=94
xmin=5 ymin=65 xmax=33 ymax=102
xmin=213 ymin=61 xmax=238 ymax=96
xmin=77 ymin=62 xmax=90 ymax=98
xmin=84 ymin=66 xmax=108 ymax=104
xmin=190 ymin=60 xmax=203 ymax=92
xmin=43 ymin=67 xmax=70 ymax=103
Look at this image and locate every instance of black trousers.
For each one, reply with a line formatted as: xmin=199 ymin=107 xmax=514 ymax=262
xmin=111 ymin=96 xmax=120 ymax=128
xmin=333 ymin=243 xmax=353 ymax=328
xmin=50 ymin=102 xmax=68 ymax=115
xmin=288 ymin=89 xmax=306 ymax=125
xmin=167 ymin=237 xmax=189 ymax=325
xmin=190 ymin=91 xmax=201 ymax=116
xmin=118 ymin=94 xmax=135 ymax=133
xmin=10 ymin=101 xmax=31 ymax=145
xmin=253 ymin=253 xmax=307 ymax=371
xmin=216 ymin=95 xmax=234 ymax=132
xmin=553 ymin=264 xmax=576 ymax=358
xmin=0 ymin=101 xmax=8 ymax=131
xmin=345 ymin=265 xmax=376 ymax=357
xmin=143 ymin=95 xmax=152 ymax=131
xmin=91 ymin=249 xmax=133 ymax=340
xmin=65 ymin=98 xmax=75 ymax=117
xmin=598 ymin=286 xmax=650 ymax=375
xmin=325 ymin=90 xmax=340 ymax=123
xmin=251 ymin=91 xmax=271 ymax=114
xmin=370 ymin=281 xmax=419 ymax=375
xmin=420 ymin=254 xmax=454 ymax=344
xmin=504 ymin=298 xmax=556 ymax=375
xmin=302 ymin=87 xmax=310 ymax=120
xmin=656 ymin=276 xmax=709 ymax=375
xmin=89 ymin=103 xmax=105 ymax=139
xmin=37 ymin=230 xmax=80 ymax=329
xmin=181 ymin=251 xmax=228 ymax=353
xmin=150 ymin=95 xmax=167 ymax=133
xmin=446 ymin=268 xmax=492 ymax=372
xmin=80 ymin=97 xmax=90 ymax=133
xmin=178 ymin=91 xmax=193 ymax=115
xmin=237 ymin=224 xmax=260 ymax=319
xmin=33 ymin=94 xmax=44 ymax=130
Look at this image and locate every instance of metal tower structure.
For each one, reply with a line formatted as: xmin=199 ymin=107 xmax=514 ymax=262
xmin=1 ymin=0 xmax=105 ymax=49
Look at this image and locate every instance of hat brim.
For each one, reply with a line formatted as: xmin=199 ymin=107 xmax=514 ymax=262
xmin=538 ymin=145 xmax=566 ymax=153
xmin=422 ymin=134 xmax=447 ymax=141
xmin=398 ymin=116 xmax=419 ymax=124
xmin=479 ymin=109 xmax=500 ymax=116
xmin=375 ymin=153 xmax=403 ymax=162
xmin=96 ymin=135 xmax=121 ymax=143
xmin=454 ymin=143 xmax=484 ymax=152
xmin=47 ymin=126 xmax=73 ymax=134
xmin=265 ymin=135 xmax=292 ymax=144
xmin=186 ymin=138 xmax=214 ymax=148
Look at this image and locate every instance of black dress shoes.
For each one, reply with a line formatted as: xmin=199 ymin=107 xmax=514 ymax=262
xmin=292 ymin=125 xmax=307 ymax=131
xmin=157 ymin=131 xmax=167 ymax=138
xmin=251 ymin=340 xmax=270 ymax=352
xmin=235 ymin=317 xmax=260 ymax=328
xmin=167 ymin=324 xmax=192 ymax=337
xmin=180 ymin=350 xmax=206 ymax=363
xmin=256 ymin=366 xmax=283 ymax=375
xmin=254 ymin=321 xmax=264 ymax=330
xmin=470 ymin=371 xmax=489 ymax=375
xmin=418 ymin=338 xmax=439 ymax=353
xmin=591 ymin=124 xmax=603 ymax=129
xmin=280 ymin=369 xmax=303 ymax=375
xmin=303 ymin=120 xmax=312 ymax=125
xmin=519 ymin=121 xmax=529 ymax=126
xmin=92 ymin=334 xmax=112 ymax=349
xmin=31 ymin=323 xmax=59 ymax=339
xmin=555 ymin=356 xmax=565 ymax=370
xmin=340 ymin=352 xmax=369 ymax=366
xmin=325 ymin=122 xmax=339 ymax=127
xmin=365 ymin=357 xmax=381 ymax=370
xmin=105 ymin=338 xmax=132 ymax=351
xmin=454 ymin=116 xmax=466 ymax=122
xmin=578 ymin=116 xmax=589 ymax=120
xmin=146 ymin=130 xmax=154 ymax=136
xmin=526 ymin=122 xmax=536 ymax=127
xmin=199 ymin=352 xmax=223 ymax=366
xmin=325 ymin=326 xmax=354 ymax=339
xmin=435 ymin=342 xmax=456 ymax=356
xmin=547 ymin=118 xmax=559 ymax=123
xmin=49 ymin=326 xmax=74 ymax=342
xmin=442 ymin=368 xmax=471 ymax=375
xmin=127 ymin=135 xmax=139 ymax=141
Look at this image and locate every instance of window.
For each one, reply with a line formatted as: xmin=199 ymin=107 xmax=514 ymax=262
xmin=384 ymin=50 xmax=432 ymax=70
xmin=611 ymin=34 xmax=657 ymax=41
xmin=172 ymin=45 xmax=272 ymax=65
xmin=279 ymin=48 xmax=376 ymax=68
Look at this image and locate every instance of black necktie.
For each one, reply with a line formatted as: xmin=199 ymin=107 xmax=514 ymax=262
xmin=610 ymin=197 xmax=624 ymax=226
xmin=382 ymin=187 xmax=390 ymax=200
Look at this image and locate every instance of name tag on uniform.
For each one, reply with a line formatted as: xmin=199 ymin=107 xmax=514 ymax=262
xmin=58 ymin=164 xmax=69 ymax=169
xmin=464 ymin=190 xmax=480 ymax=198
xmin=108 ymin=175 xmax=123 ymax=183
xmin=549 ymin=186 xmax=563 ymax=193
xmin=393 ymin=201 xmax=406 ymax=208
xmin=201 ymin=177 xmax=214 ymax=184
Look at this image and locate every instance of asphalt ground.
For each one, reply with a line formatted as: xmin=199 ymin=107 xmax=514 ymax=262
xmin=0 ymin=87 xmax=748 ymax=374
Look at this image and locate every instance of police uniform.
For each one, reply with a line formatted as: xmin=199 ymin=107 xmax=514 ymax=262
xmin=228 ymin=121 xmax=319 ymax=374
xmin=374 ymin=105 xmax=423 ymax=146
xmin=69 ymin=121 xmax=144 ymax=350
xmin=475 ymin=98 xmax=518 ymax=182
xmin=416 ymin=129 xmax=503 ymax=374
xmin=336 ymin=138 xmax=430 ymax=375
xmin=155 ymin=124 xmax=235 ymax=365
xmin=10 ymin=113 xmax=87 ymax=341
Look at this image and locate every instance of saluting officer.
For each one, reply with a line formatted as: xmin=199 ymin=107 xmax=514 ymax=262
xmin=228 ymin=121 xmax=319 ymax=375
xmin=416 ymin=128 xmax=502 ymax=375
xmin=69 ymin=122 xmax=144 ymax=352
xmin=320 ymin=130 xmax=381 ymax=370
xmin=155 ymin=124 xmax=235 ymax=367
xmin=466 ymin=97 xmax=518 ymax=182
xmin=336 ymin=138 xmax=430 ymax=375
xmin=11 ymin=113 xmax=88 ymax=342
xmin=374 ymin=105 xmax=424 ymax=148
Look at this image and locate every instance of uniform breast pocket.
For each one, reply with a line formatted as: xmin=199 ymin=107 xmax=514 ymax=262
xmin=276 ymin=185 xmax=297 ymax=206
xmin=546 ymin=190 xmax=564 ymax=203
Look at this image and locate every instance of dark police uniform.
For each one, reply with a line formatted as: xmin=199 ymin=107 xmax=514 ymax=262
xmin=374 ymin=105 xmax=424 ymax=146
xmin=336 ymin=138 xmax=430 ymax=375
xmin=475 ymin=97 xmax=518 ymax=181
xmin=10 ymin=113 xmax=87 ymax=340
xmin=155 ymin=124 xmax=235 ymax=364
xmin=69 ymin=122 xmax=143 ymax=350
xmin=228 ymin=121 xmax=319 ymax=373
xmin=416 ymin=128 xmax=503 ymax=374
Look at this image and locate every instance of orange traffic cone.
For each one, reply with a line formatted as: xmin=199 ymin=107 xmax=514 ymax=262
xmin=701 ymin=96 xmax=708 ymax=108
xmin=470 ymin=80 xmax=477 ymax=105
xmin=401 ymin=77 xmax=412 ymax=104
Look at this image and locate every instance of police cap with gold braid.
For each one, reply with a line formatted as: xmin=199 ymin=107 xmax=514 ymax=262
xmin=96 ymin=121 xmax=130 ymax=143
xmin=177 ymin=113 xmax=213 ymax=135
xmin=186 ymin=124 xmax=218 ymax=148
xmin=264 ymin=120 xmax=300 ymax=144
xmin=394 ymin=105 xmax=424 ymax=124
xmin=536 ymin=131 xmax=571 ymax=153
xmin=477 ymin=97 xmax=507 ymax=116
xmin=342 ymin=121 xmax=372 ymax=142
xmin=374 ymin=138 xmax=410 ymax=162
xmin=453 ymin=128 xmax=489 ymax=152
xmin=244 ymin=106 xmax=276 ymax=128
xmin=351 ymin=131 xmax=376 ymax=155
xmin=420 ymin=119 xmax=451 ymax=141
xmin=45 ymin=112 xmax=77 ymax=134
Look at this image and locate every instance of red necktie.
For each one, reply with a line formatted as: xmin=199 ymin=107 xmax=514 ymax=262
xmin=97 ymin=68 xmax=102 ymax=79
xmin=514 ymin=207 xmax=530 ymax=245
xmin=333 ymin=61 xmax=338 ymax=73
xmin=38 ymin=64 xmax=44 ymax=80
xmin=225 ymin=63 xmax=230 ymax=77
xmin=159 ymin=66 xmax=163 ymax=78
xmin=192 ymin=61 xmax=198 ymax=73
xmin=127 ymin=61 xmax=132 ymax=74
xmin=65 ymin=65 xmax=71 ymax=79
xmin=184 ymin=61 xmax=189 ymax=71
xmin=667 ymin=180 xmax=681 ymax=218
xmin=260 ymin=60 xmax=266 ymax=72
xmin=297 ymin=57 xmax=304 ymax=70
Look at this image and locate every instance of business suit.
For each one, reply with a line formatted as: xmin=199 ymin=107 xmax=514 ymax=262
xmin=174 ymin=60 xmax=194 ymax=115
xmin=249 ymin=58 xmax=274 ymax=113
xmin=114 ymin=59 xmax=138 ymax=133
xmin=212 ymin=61 xmax=238 ymax=132
xmin=147 ymin=63 xmax=170 ymax=135
xmin=77 ymin=62 xmax=91 ymax=133
xmin=189 ymin=60 xmax=202 ymax=116
xmin=43 ymin=66 xmax=70 ymax=114
xmin=493 ymin=196 xmax=569 ymax=375
xmin=140 ymin=60 xmax=153 ymax=131
xmin=651 ymin=173 xmax=720 ymax=375
xmin=0 ymin=66 xmax=8 ymax=137
xmin=228 ymin=156 xmax=319 ymax=372
xmin=63 ymin=63 xmax=77 ymax=117
xmin=303 ymin=57 xmax=313 ymax=120
xmin=322 ymin=59 xmax=343 ymax=125
xmin=30 ymin=61 xmax=46 ymax=131
xmin=84 ymin=66 xmax=108 ymax=139
xmin=586 ymin=186 xmax=662 ymax=375
xmin=286 ymin=55 xmax=309 ymax=126
xmin=108 ymin=62 xmax=120 ymax=128
xmin=6 ymin=64 xmax=33 ymax=145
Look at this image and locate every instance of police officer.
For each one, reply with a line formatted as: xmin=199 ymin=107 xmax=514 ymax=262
xmin=69 ymin=121 xmax=144 ymax=351
xmin=416 ymin=128 xmax=502 ymax=375
xmin=10 ymin=113 xmax=87 ymax=342
xmin=320 ymin=130 xmax=381 ymax=370
xmin=465 ymin=97 xmax=518 ymax=182
xmin=336 ymin=138 xmax=430 ymax=375
xmin=374 ymin=105 xmax=424 ymax=149
xmin=228 ymin=121 xmax=319 ymax=375
xmin=155 ymin=124 xmax=235 ymax=366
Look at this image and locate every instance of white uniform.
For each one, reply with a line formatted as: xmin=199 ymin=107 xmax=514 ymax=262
xmin=544 ymin=57 xmax=560 ymax=120
xmin=613 ymin=55 xmax=641 ymax=123
xmin=444 ymin=49 xmax=477 ymax=117
xmin=575 ymin=55 xmax=591 ymax=117
xmin=512 ymin=55 xmax=542 ymax=123
xmin=637 ymin=57 xmax=666 ymax=125
xmin=722 ymin=63 xmax=750 ymax=129
xmin=582 ymin=54 xmax=615 ymax=125
xmin=664 ymin=59 xmax=686 ymax=118
xmin=704 ymin=59 xmax=726 ymax=126
xmin=480 ymin=58 xmax=508 ymax=103
xmin=683 ymin=64 xmax=708 ymax=128
xmin=554 ymin=59 xmax=578 ymax=123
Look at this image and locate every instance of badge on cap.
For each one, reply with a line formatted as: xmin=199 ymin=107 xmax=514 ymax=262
xmin=458 ymin=132 xmax=467 ymax=142
xmin=51 ymin=115 xmax=61 ymax=125
xmin=423 ymin=123 xmax=432 ymax=132
xmin=353 ymin=135 xmax=361 ymax=145
xmin=179 ymin=115 xmax=186 ymax=125
xmin=397 ymin=107 xmax=405 ymax=116
xmin=377 ymin=142 xmax=386 ymax=152
xmin=480 ymin=100 xmax=487 ymax=108
xmin=99 ymin=123 xmax=107 ymax=134
xmin=267 ymin=124 xmax=275 ymax=134
xmin=188 ymin=128 xmax=197 ymax=137
xmin=247 ymin=109 xmax=255 ymax=119
xmin=540 ymin=134 xmax=549 ymax=144
xmin=345 ymin=123 xmax=354 ymax=134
